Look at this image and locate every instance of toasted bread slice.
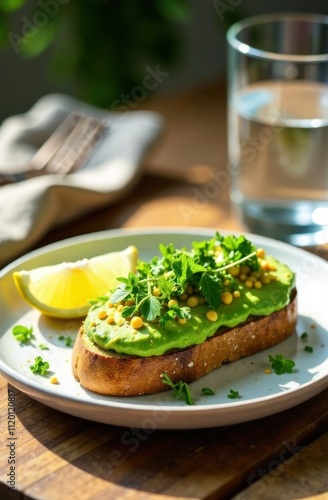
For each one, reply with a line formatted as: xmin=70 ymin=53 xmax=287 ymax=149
xmin=72 ymin=290 xmax=297 ymax=397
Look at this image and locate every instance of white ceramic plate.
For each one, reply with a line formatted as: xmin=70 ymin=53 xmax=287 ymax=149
xmin=0 ymin=228 xmax=328 ymax=429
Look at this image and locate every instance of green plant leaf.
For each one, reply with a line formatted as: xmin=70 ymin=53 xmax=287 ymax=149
xmin=268 ymin=354 xmax=295 ymax=375
xmin=227 ymin=389 xmax=240 ymax=399
xmin=219 ymin=234 xmax=259 ymax=270
xmin=12 ymin=324 xmax=33 ymax=343
xmin=157 ymin=275 xmax=176 ymax=299
xmin=110 ymin=285 xmax=131 ymax=305
xmin=0 ymin=0 xmax=26 ymax=13
xmin=140 ymin=295 xmax=161 ymax=321
xmin=202 ymin=387 xmax=215 ymax=396
xmin=30 ymin=356 xmax=50 ymax=376
xmin=199 ymin=273 xmax=222 ymax=309
xmin=121 ymin=306 xmax=137 ymax=318
xmin=19 ymin=21 xmax=58 ymax=58
xmin=155 ymin=0 xmax=191 ymax=22
xmin=172 ymin=254 xmax=205 ymax=285
xmin=162 ymin=372 xmax=194 ymax=405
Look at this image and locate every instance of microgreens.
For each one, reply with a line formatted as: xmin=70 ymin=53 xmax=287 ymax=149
xmin=162 ymin=373 xmax=194 ymax=405
xmin=38 ymin=343 xmax=49 ymax=350
xmin=109 ymin=232 xmax=259 ymax=324
xmin=12 ymin=325 xmax=34 ymax=343
xmin=227 ymin=389 xmax=240 ymax=399
xmin=268 ymin=354 xmax=295 ymax=374
xmin=30 ymin=356 xmax=50 ymax=376
xmin=58 ymin=335 xmax=73 ymax=347
xmin=202 ymin=387 xmax=215 ymax=396
xmin=300 ymin=333 xmax=313 ymax=352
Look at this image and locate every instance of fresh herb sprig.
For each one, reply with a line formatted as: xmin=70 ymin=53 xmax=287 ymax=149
xmin=268 ymin=354 xmax=295 ymax=375
xmin=202 ymin=387 xmax=215 ymax=396
xmin=58 ymin=335 xmax=73 ymax=347
xmin=300 ymin=332 xmax=313 ymax=353
xmin=109 ymin=232 xmax=259 ymax=324
xmin=12 ymin=325 xmax=34 ymax=343
xmin=30 ymin=356 xmax=50 ymax=376
xmin=227 ymin=389 xmax=240 ymax=399
xmin=163 ymin=376 xmax=243 ymax=405
xmin=38 ymin=343 xmax=49 ymax=350
xmin=162 ymin=373 xmax=194 ymax=405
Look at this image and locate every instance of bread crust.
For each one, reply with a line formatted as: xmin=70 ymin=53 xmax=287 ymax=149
xmin=72 ymin=290 xmax=297 ymax=396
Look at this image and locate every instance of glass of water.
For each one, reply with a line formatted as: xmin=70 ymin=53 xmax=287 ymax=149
xmin=227 ymin=13 xmax=328 ymax=246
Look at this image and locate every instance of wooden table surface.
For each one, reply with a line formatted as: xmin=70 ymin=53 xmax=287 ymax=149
xmin=1 ymin=83 xmax=328 ymax=500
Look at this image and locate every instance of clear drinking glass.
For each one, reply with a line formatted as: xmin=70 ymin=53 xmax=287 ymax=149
xmin=227 ymin=13 xmax=328 ymax=246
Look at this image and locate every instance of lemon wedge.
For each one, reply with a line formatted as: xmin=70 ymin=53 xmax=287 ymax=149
xmin=13 ymin=245 xmax=138 ymax=319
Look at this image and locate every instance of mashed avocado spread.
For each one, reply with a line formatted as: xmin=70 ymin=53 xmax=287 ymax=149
xmin=84 ymin=233 xmax=295 ymax=357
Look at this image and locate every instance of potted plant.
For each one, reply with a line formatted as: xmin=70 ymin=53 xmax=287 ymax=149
xmin=0 ymin=0 xmax=190 ymax=107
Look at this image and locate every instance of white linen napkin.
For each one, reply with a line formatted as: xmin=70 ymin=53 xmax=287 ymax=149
xmin=0 ymin=94 xmax=164 ymax=268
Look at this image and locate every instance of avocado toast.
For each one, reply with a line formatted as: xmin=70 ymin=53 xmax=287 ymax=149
xmin=72 ymin=232 xmax=297 ymax=396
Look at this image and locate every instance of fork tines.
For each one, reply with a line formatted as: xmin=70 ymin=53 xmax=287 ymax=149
xmin=29 ymin=112 xmax=107 ymax=175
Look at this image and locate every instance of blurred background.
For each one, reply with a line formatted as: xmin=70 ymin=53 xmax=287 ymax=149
xmin=0 ymin=0 xmax=327 ymax=122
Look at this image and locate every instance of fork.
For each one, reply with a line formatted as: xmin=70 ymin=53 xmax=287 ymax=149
xmin=0 ymin=112 xmax=108 ymax=186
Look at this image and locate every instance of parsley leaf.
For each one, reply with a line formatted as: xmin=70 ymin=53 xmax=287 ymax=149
xmin=12 ymin=325 xmax=33 ymax=343
xmin=109 ymin=284 xmax=131 ymax=304
xmin=121 ymin=305 xmax=136 ymax=318
xmin=30 ymin=356 xmax=50 ymax=376
xmin=227 ymin=389 xmax=240 ymax=399
xmin=140 ymin=295 xmax=161 ymax=321
xmin=199 ymin=272 xmax=222 ymax=308
xmin=202 ymin=387 xmax=215 ymax=395
xmin=157 ymin=275 xmax=176 ymax=299
xmin=268 ymin=354 xmax=295 ymax=374
xmin=159 ymin=304 xmax=191 ymax=325
xmin=162 ymin=373 xmax=194 ymax=405
xmin=38 ymin=343 xmax=49 ymax=350
xmin=217 ymin=233 xmax=259 ymax=270
xmin=65 ymin=336 xmax=73 ymax=347
xmin=171 ymin=254 xmax=206 ymax=285
xmin=58 ymin=335 xmax=73 ymax=347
